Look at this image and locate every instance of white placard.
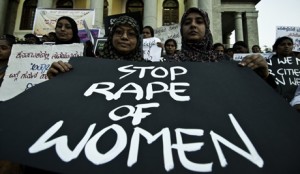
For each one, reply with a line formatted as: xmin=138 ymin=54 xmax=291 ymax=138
xmin=143 ymin=37 xmax=162 ymax=62
xmin=276 ymin=26 xmax=300 ymax=52
xmin=0 ymin=44 xmax=84 ymax=101
xmin=33 ymin=8 xmax=95 ymax=36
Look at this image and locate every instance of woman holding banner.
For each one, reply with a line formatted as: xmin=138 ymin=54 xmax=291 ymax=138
xmin=47 ymin=15 xmax=143 ymax=79
xmin=174 ymin=7 xmax=274 ymax=84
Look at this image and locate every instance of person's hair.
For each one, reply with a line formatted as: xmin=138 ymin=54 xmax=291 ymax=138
xmin=233 ymin=41 xmax=248 ymax=49
xmin=272 ymin=36 xmax=293 ymax=52
xmin=225 ymin=48 xmax=233 ymax=53
xmin=0 ymin=34 xmax=16 ymax=46
xmin=164 ymin=39 xmax=177 ymax=49
xmin=55 ymin=16 xmax=80 ymax=43
xmin=252 ymin=44 xmax=260 ymax=49
xmin=24 ymin=33 xmax=39 ymax=42
xmin=213 ymin=43 xmax=225 ymax=50
xmin=143 ymin=26 xmax=154 ymax=37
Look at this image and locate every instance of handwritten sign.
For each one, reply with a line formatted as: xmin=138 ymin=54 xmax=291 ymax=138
xmin=154 ymin=24 xmax=182 ymax=50
xmin=0 ymin=58 xmax=300 ymax=173
xmin=33 ymin=9 xmax=95 ymax=36
xmin=276 ymin=26 xmax=300 ymax=52
xmin=143 ymin=37 xmax=162 ymax=62
xmin=267 ymin=56 xmax=300 ymax=101
xmin=0 ymin=44 xmax=84 ymax=101
xmin=233 ymin=53 xmax=273 ymax=61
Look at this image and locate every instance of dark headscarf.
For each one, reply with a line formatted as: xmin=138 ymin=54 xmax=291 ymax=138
xmin=55 ymin=16 xmax=80 ymax=44
xmin=99 ymin=15 xmax=143 ymax=61
xmin=174 ymin=7 xmax=223 ymax=62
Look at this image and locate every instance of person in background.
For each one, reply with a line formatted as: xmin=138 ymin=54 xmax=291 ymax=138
xmin=224 ymin=48 xmax=234 ymax=60
xmin=142 ymin=25 xmax=163 ymax=48
xmin=24 ymin=33 xmax=40 ymax=44
xmin=47 ymin=15 xmax=143 ymax=79
xmin=48 ymin=32 xmax=56 ymax=42
xmin=84 ymin=40 xmax=95 ymax=57
xmin=213 ymin=43 xmax=225 ymax=55
xmin=252 ymin=44 xmax=262 ymax=53
xmin=269 ymin=36 xmax=297 ymax=102
xmin=232 ymin=41 xmax=249 ymax=53
xmin=163 ymin=38 xmax=178 ymax=62
xmin=0 ymin=34 xmax=16 ymax=87
xmin=41 ymin=35 xmax=50 ymax=43
xmin=55 ymin=16 xmax=80 ymax=44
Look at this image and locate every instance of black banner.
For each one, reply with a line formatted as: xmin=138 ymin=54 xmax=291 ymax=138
xmin=0 ymin=58 xmax=299 ymax=174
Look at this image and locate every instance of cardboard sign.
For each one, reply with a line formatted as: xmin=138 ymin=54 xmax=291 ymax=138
xmin=0 ymin=44 xmax=84 ymax=101
xmin=276 ymin=26 xmax=300 ymax=52
xmin=0 ymin=58 xmax=300 ymax=174
xmin=33 ymin=9 xmax=95 ymax=36
xmin=143 ymin=37 xmax=162 ymax=62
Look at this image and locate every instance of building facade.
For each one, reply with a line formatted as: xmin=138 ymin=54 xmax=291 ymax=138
xmin=0 ymin=0 xmax=260 ymax=48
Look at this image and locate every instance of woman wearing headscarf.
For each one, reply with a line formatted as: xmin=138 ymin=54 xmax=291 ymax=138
xmin=47 ymin=15 xmax=143 ymax=79
xmin=55 ymin=16 xmax=80 ymax=44
xmin=269 ymin=36 xmax=297 ymax=102
xmin=99 ymin=15 xmax=143 ymax=61
xmin=174 ymin=7 xmax=273 ymax=84
xmin=173 ymin=7 xmax=222 ymax=62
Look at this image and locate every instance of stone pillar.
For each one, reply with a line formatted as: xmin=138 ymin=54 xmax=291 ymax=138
xmin=143 ymin=0 xmax=157 ymax=28
xmin=245 ymin=11 xmax=259 ymax=50
xmin=198 ymin=0 xmax=213 ymax=33
xmin=37 ymin=0 xmax=53 ymax=8
xmin=185 ymin=0 xmax=198 ymax=11
xmin=235 ymin=12 xmax=243 ymax=41
xmin=90 ymin=0 xmax=104 ymax=28
xmin=0 ymin=0 xmax=9 ymax=35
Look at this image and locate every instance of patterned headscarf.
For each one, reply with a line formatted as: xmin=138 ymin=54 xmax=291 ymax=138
xmin=174 ymin=7 xmax=223 ymax=62
xmin=99 ymin=16 xmax=143 ymax=61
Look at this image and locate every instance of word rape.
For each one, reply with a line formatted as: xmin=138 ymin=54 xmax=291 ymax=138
xmin=28 ymin=64 xmax=264 ymax=172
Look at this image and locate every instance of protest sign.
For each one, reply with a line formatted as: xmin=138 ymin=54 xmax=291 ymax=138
xmin=78 ymin=28 xmax=101 ymax=43
xmin=154 ymin=24 xmax=181 ymax=50
xmin=143 ymin=37 xmax=162 ymax=62
xmin=267 ymin=55 xmax=300 ymax=101
xmin=233 ymin=53 xmax=273 ymax=61
xmin=93 ymin=38 xmax=107 ymax=56
xmin=0 ymin=44 xmax=84 ymax=101
xmin=33 ymin=9 xmax=95 ymax=36
xmin=276 ymin=26 xmax=300 ymax=52
xmin=0 ymin=58 xmax=300 ymax=174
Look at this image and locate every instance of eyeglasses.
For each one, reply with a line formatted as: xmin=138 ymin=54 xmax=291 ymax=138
xmin=114 ymin=28 xmax=137 ymax=39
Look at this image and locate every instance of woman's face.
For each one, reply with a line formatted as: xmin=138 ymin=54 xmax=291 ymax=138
xmin=142 ymin=28 xmax=152 ymax=38
xmin=55 ymin=19 xmax=73 ymax=41
xmin=0 ymin=40 xmax=11 ymax=61
xmin=165 ymin=41 xmax=176 ymax=55
xmin=276 ymin=39 xmax=293 ymax=57
xmin=112 ymin=25 xmax=138 ymax=55
xmin=182 ymin=12 xmax=206 ymax=42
